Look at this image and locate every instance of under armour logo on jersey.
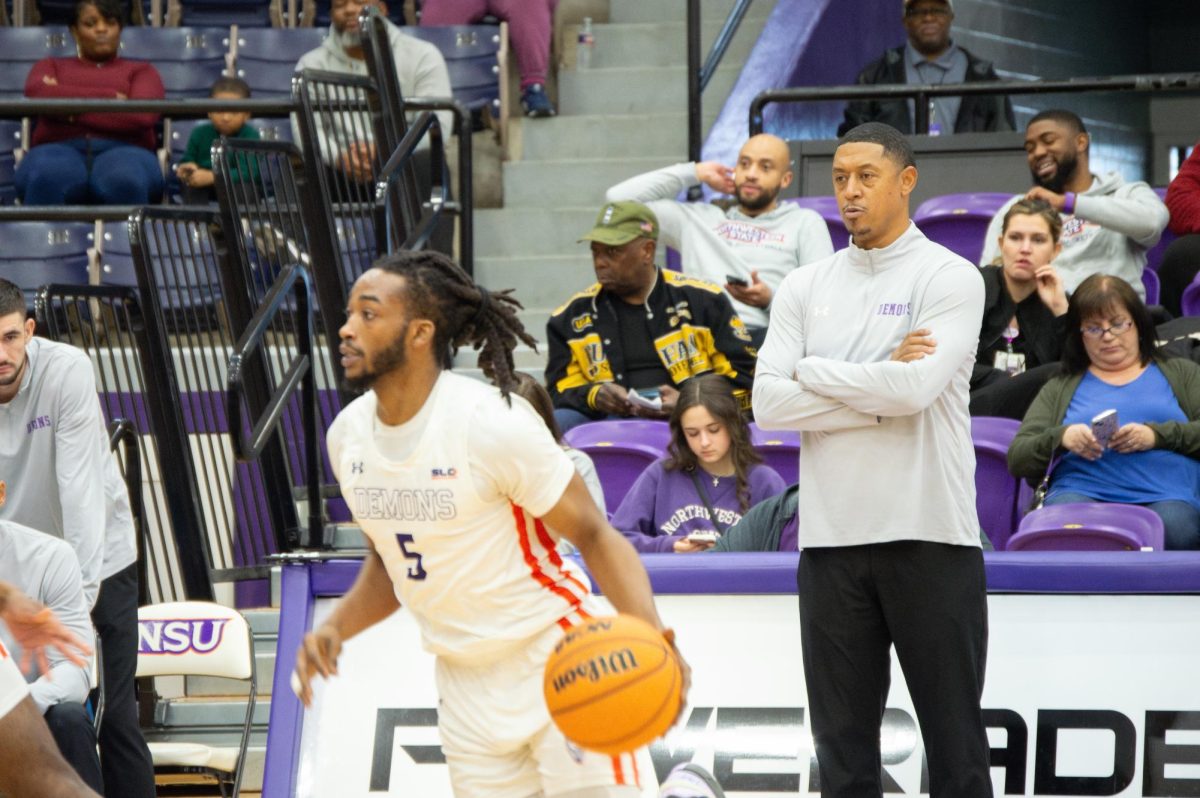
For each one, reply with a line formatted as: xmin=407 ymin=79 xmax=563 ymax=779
xmin=812 ymin=306 xmax=830 ymax=317
xmin=351 ymin=462 xmax=364 ymax=474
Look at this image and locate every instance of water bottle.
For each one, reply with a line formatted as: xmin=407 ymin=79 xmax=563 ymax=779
xmin=577 ymin=17 xmax=595 ymax=69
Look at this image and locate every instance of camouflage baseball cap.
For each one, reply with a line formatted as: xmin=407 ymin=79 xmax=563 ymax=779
xmin=579 ymin=201 xmax=659 ymax=246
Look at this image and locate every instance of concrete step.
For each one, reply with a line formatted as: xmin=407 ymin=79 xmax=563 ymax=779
xmin=558 ymin=65 xmax=740 ymax=116
xmin=609 ymin=0 xmax=774 ymax=24
xmin=451 ymin=341 xmax=545 ymax=371
xmin=476 ymin=253 xmax=597 ymax=310
xmin=586 ymin=20 xmax=759 ymax=69
xmin=475 ymin=207 xmax=599 ymax=257
xmin=521 ymin=112 xmax=690 ymax=160
xmin=502 ymin=156 xmax=667 ymax=207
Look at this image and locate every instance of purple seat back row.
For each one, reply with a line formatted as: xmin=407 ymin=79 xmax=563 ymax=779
xmin=1009 ymin=503 xmax=1165 ymax=551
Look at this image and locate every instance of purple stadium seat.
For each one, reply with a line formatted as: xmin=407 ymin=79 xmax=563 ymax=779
xmin=971 ymin=415 xmax=1022 ymax=550
xmin=1142 ymin=267 xmax=1160 ymax=305
xmin=748 ymin=423 xmax=799 ymax=485
xmin=1182 ymin=278 xmax=1200 ymax=317
xmin=784 ymin=195 xmax=848 ymax=251
xmin=913 ymin=192 xmax=1013 ymax=265
xmin=1007 ymin=503 xmax=1165 ymax=551
xmin=563 ymin=420 xmax=670 ymax=510
xmin=1144 ymin=187 xmax=1175 ymax=272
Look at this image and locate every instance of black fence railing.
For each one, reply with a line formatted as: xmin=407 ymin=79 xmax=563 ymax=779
xmin=227 ymin=263 xmax=324 ymax=551
xmin=686 ymin=0 xmax=754 ymax=181
xmin=749 ymin=73 xmax=1200 ymax=137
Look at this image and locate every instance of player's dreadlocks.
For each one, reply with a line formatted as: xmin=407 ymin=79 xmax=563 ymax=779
xmin=374 ymin=249 xmax=537 ymax=400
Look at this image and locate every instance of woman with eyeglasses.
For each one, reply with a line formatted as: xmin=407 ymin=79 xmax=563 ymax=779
xmin=1008 ymin=273 xmax=1200 ymax=549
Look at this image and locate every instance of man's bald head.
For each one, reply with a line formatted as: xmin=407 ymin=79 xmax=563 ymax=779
xmin=734 ymin=134 xmax=793 ymax=216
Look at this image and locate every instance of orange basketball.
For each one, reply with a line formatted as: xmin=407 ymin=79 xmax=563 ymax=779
xmin=543 ymin=614 xmax=682 ymax=755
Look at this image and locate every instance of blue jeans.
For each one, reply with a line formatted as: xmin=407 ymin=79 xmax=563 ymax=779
xmin=16 ymin=138 xmax=164 ymax=205
xmin=553 ymin=407 xmax=597 ymax=434
xmin=1044 ymin=491 xmax=1200 ymax=551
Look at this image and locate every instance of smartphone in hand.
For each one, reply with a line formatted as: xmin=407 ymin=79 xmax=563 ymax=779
xmin=1091 ymin=409 xmax=1118 ymax=448
xmin=725 ymin=274 xmax=749 ymax=287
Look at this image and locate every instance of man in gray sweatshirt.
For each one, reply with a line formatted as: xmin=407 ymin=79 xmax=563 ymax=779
xmin=606 ymin=134 xmax=834 ymax=347
xmin=754 ymin=124 xmax=991 ymax=796
xmin=0 ymin=280 xmax=155 ymax=798
xmin=979 ymin=109 xmax=1169 ymax=300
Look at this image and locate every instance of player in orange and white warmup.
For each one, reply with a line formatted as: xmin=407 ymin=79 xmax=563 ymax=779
xmin=293 ymin=250 xmax=688 ymax=798
xmin=0 ymin=580 xmax=98 ymax=797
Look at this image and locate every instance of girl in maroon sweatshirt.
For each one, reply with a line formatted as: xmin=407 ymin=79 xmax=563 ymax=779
xmin=16 ymin=0 xmax=164 ymax=205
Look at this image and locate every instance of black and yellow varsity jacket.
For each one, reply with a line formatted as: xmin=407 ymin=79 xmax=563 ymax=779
xmin=545 ymin=269 xmax=757 ymax=419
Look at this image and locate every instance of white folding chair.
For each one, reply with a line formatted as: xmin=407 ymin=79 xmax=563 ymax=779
xmin=136 ymin=601 xmax=256 ymax=798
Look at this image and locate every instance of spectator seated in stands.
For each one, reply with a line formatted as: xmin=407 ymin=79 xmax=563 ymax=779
xmin=1008 ymin=274 xmax=1200 ymax=551
xmin=979 ymin=109 xmax=1170 ymax=301
xmin=837 ymin=0 xmax=1014 ymax=137
xmin=610 ymin=375 xmax=786 ymax=553
xmin=0 ymin=479 xmax=102 ymax=793
xmin=546 ymin=201 xmax=758 ymax=433
xmin=175 ymin=76 xmax=260 ymax=205
xmin=605 ymin=134 xmax=833 ymax=348
xmin=708 ymin=482 xmax=798 ymax=553
xmin=968 ymin=198 xmax=1068 ymax=419
xmin=1159 ymin=139 xmax=1200 ymax=316
xmin=511 ymin=372 xmax=606 ymax=518
xmin=295 ymin=0 xmax=454 ymax=251
xmin=16 ymin=0 xmax=165 ymax=205
xmin=419 ymin=0 xmax=556 ymax=117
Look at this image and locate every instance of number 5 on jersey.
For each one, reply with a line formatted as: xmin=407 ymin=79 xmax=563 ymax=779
xmin=395 ymin=533 xmax=428 ymax=580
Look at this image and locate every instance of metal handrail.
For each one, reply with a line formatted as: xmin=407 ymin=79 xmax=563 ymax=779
xmin=687 ymin=0 xmax=753 ymax=173
xmin=749 ymin=72 xmax=1200 ymax=136
xmin=375 ymin=108 xmax=459 ymax=264
xmin=108 ymin=418 xmax=147 ymax=605
xmin=0 ymin=98 xmax=296 ymax=117
xmin=227 ymin=263 xmax=324 ymax=550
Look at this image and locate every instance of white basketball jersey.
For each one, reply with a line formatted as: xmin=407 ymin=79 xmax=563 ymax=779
xmin=0 ymin=638 xmax=29 ymax=720
xmin=328 ymin=373 xmax=593 ymax=664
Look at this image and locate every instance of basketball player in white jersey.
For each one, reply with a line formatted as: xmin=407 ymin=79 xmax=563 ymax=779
xmin=0 ymin=580 xmax=98 ymax=797
xmin=293 ymin=250 xmax=688 ymax=797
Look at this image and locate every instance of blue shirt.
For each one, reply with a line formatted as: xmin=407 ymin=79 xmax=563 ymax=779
xmin=905 ymin=41 xmax=967 ymax=134
xmin=1051 ymin=364 xmax=1200 ymax=508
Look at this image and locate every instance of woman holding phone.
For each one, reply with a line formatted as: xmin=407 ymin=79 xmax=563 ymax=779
xmin=1008 ymin=274 xmax=1200 ymax=550
xmin=611 ymin=375 xmax=785 ymax=553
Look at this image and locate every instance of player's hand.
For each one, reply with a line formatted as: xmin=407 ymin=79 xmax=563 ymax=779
xmin=1062 ymin=423 xmax=1103 ymax=460
xmin=726 ymin=270 xmax=773 ymax=308
xmin=694 ymin=161 xmax=734 ymax=194
xmin=0 ymin=589 xmax=91 ymax=674
xmin=1025 ymin=186 xmax=1067 ymax=212
xmin=663 ymin=628 xmax=691 ymax=727
xmin=293 ymin=624 xmax=343 ymax=708
xmin=1109 ymin=423 xmax=1155 ymax=454
xmin=593 ymin=383 xmax=633 ymax=417
xmin=890 ymin=328 xmax=936 ymax=362
xmin=672 ymin=536 xmax=714 ymax=553
xmin=1034 ymin=264 xmax=1068 ymax=315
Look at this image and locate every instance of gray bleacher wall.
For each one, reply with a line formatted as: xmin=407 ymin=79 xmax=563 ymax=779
xmin=716 ymin=0 xmax=1198 ymax=187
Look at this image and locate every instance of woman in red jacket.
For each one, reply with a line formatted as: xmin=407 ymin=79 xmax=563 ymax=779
xmin=15 ymin=0 xmax=164 ymax=205
xmin=1160 ymin=141 xmax=1200 ymax=316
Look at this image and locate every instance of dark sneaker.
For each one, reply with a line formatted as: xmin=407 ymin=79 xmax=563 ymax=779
xmin=521 ymin=83 xmax=556 ymax=117
xmin=660 ymin=763 xmax=725 ymax=797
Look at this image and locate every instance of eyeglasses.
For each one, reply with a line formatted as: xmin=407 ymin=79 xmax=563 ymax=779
xmin=1080 ymin=319 xmax=1134 ymax=338
xmin=905 ymin=6 xmax=951 ymax=18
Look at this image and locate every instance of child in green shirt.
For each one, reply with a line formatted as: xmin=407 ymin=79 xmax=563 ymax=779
xmin=175 ymin=76 xmax=260 ymax=204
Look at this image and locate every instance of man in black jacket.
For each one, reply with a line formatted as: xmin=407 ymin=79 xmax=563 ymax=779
xmin=838 ymin=0 xmax=1014 ymax=137
xmin=546 ymin=201 xmax=758 ymax=433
